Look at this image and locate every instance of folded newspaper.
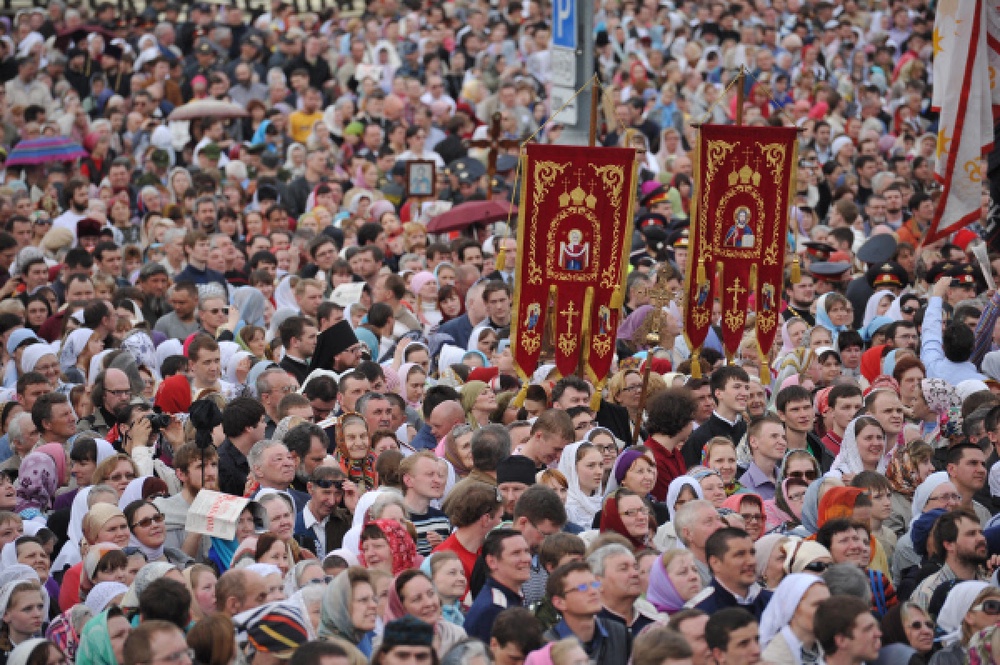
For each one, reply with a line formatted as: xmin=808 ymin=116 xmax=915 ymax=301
xmin=185 ymin=490 xmax=264 ymax=540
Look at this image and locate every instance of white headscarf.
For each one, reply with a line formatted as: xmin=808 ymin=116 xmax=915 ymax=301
xmin=666 ymin=476 xmax=704 ymax=521
xmin=155 ymin=339 xmax=184 ymax=374
xmin=19 ymin=343 xmax=55 ymax=374
xmin=829 ymin=417 xmax=888 ymax=477
xmin=7 ymin=638 xmax=47 ymax=665
xmin=911 ymin=471 xmax=952 ymax=520
xmin=51 ymin=486 xmax=93 ymax=573
xmin=274 ymin=275 xmax=298 ymax=312
xmin=218 ymin=342 xmax=240 ymax=375
xmin=558 ymin=442 xmax=606 ymax=530
xmin=758 ymin=573 xmax=827 ymax=649
xmin=225 ymin=351 xmax=255 ymax=385
xmin=862 ymin=290 xmax=895 ymax=327
xmin=59 ymin=328 xmax=94 ymax=372
xmin=937 ymin=581 xmax=991 ymax=647
xmin=84 ymin=581 xmax=128 ymax=614
xmin=118 ymin=477 xmax=152 ymax=510
xmin=88 ymin=350 xmax=113 ymax=385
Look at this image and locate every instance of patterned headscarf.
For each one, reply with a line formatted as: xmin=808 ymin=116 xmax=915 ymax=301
xmin=15 ymin=451 xmax=58 ymax=514
xmin=886 ymin=446 xmax=924 ymax=499
xmin=358 ymin=519 xmax=419 ymax=574
xmin=334 ymin=413 xmax=377 ymax=492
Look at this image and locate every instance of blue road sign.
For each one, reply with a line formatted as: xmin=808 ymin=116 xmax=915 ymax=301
xmin=552 ymin=0 xmax=577 ymax=49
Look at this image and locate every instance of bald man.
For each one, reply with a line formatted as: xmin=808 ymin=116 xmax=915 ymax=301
xmin=428 ymin=401 xmax=466 ymax=442
xmin=78 ymin=368 xmax=134 ymax=437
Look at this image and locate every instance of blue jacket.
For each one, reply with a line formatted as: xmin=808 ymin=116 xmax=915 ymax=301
xmin=694 ymin=579 xmax=773 ymax=620
xmin=465 ymin=577 xmax=524 ymax=643
xmin=438 ymin=314 xmax=473 ymax=349
xmin=410 ymin=423 xmax=437 ymax=451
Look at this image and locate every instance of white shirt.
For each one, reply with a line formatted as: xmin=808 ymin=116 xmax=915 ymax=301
xmin=302 ymin=503 xmax=328 ymax=559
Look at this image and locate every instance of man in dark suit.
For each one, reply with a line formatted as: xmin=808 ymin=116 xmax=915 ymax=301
xmin=294 ymin=466 xmax=355 ymax=559
xmin=695 ymin=528 xmax=772 ymax=620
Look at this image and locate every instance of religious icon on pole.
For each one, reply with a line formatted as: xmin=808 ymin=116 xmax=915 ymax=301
xmin=510 ymin=144 xmax=637 ymax=407
xmin=405 ymin=160 xmax=436 ymax=199
xmin=683 ymin=124 xmax=798 ymax=377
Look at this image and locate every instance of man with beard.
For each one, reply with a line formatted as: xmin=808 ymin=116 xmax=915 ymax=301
xmin=782 ymin=271 xmax=816 ymax=325
xmin=52 ymin=178 xmax=90 ymax=240
xmin=882 ymin=185 xmax=908 ymax=230
xmin=137 ymin=263 xmax=171 ymax=327
xmin=909 ymin=509 xmax=989 ymax=610
xmin=156 ymin=442 xmax=219 ymax=559
xmin=77 ymin=368 xmax=134 ymax=438
xmin=283 ymin=422 xmax=328 ymax=494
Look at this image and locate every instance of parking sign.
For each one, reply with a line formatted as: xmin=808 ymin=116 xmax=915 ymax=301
xmin=552 ymin=0 xmax=576 ymax=49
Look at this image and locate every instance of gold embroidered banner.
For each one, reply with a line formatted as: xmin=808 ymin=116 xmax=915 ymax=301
xmin=684 ymin=125 xmax=798 ymax=370
xmin=511 ymin=144 xmax=637 ymax=403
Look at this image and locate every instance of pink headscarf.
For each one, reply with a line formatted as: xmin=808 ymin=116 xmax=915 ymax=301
xmin=37 ymin=443 xmax=68 ymax=486
xmin=409 ymin=272 xmax=438 ymax=299
xmin=525 ymin=644 xmax=555 ymax=665
xmin=395 ymin=362 xmax=424 ymax=410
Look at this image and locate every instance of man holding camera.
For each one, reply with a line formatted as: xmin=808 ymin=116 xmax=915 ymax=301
xmin=294 ymin=465 xmax=357 ymax=558
xmin=77 ymin=368 xmax=135 ymax=437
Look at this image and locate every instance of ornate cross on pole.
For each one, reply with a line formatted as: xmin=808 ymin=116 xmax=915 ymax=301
xmin=469 ymin=112 xmax=521 ymax=184
xmin=632 ymin=267 xmax=677 ymax=444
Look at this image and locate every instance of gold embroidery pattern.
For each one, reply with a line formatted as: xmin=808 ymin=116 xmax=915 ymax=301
xmin=698 ymin=140 xmax=736 ymax=266
xmin=757 ymin=142 xmax=787 ymax=266
xmin=528 ymin=161 xmax=567 ymax=284
xmin=592 ymin=164 xmax=627 ymax=289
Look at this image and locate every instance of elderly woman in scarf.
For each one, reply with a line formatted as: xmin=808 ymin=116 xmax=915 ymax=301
xmin=759 ymin=573 xmax=830 ymax=665
xmin=829 ymin=416 xmax=889 ymax=481
xmin=333 ymin=413 xmax=378 ymax=493
xmin=891 ymin=471 xmax=963 ymax=583
xmin=934 ymin=581 xmax=1000 ymax=664
xmin=605 ymin=448 xmax=669 ymax=525
xmin=599 ymin=489 xmax=654 ymax=550
xmin=777 ymin=318 xmax=809 ymax=362
xmin=645 ymin=549 xmax=706 ymax=615
xmin=358 ymin=519 xmax=420 ymax=575
xmin=721 ymin=492 xmax=766 ymax=540
xmin=911 ymin=377 xmax=963 ymax=447
xmin=319 ymin=567 xmax=378 ymax=658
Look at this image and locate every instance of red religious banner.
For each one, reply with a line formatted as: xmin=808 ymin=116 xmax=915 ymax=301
xmin=683 ymin=125 xmax=798 ymax=375
xmin=511 ymin=144 xmax=637 ymax=405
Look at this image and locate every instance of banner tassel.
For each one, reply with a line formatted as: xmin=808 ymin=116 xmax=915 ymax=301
xmin=496 ymin=244 xmax=507 ymax=272
xmin=696 ymin=258 xmax=707 ymax=289
xmin=791 ymin=256 xmax=801 ymax=284
xmin=690 ymin=350 xmax=702 ymax=378
xmin=760 ymin=360 xmax=770 ymax=385
xmin=590 ymin=377 xmax=604 ymax=411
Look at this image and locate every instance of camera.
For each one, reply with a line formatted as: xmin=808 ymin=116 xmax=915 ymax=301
xmin=146 ymin=412 xmax=173 ymax=433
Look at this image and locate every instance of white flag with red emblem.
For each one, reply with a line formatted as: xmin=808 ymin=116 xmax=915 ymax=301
xmin=925 ymin=0 xmax=1000 ymax=244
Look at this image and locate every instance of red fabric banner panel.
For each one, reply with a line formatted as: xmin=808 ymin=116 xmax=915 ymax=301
xmin=684 ymin=125 xmax=798 ymax=360
xmin=511 ymin=144 xmax=637 ymax=394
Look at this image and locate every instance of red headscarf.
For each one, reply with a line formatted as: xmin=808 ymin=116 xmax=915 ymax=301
xmin=817 ymin=486 xmax=865 ymax=528
xmin=860 ymin=345 xmax=887 ymax=383
xmin=359 ymin=519 xmax=420 ymax=574
xmin=599 ymin=494 xmax=651 ymax=550
xmin=155 ymin=374 xmax=192 ymax=414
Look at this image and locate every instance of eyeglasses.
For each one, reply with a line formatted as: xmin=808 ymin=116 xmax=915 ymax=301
xmin=621 ymin=507 xmax=650 ymax=519
xmin=106 ymin=388 xmax=132 ymax=398
xmin=622 ymin=385 xmax=643 ymax=393
xmin=803 ymin=561 xmax=830 ymax=573
xmin=109 ymin=472 xmax=137 ymax=483
xmin=740 ymin=513 xmax=764 ymax=523
xmin=908 ymin=620 xmax=935 ymax=631
xmin=972 ymin=599 xmax=1000 ymax=615
xmin=928 ymin=492 xmax=962 ymax=504
xmin=131 ymin=513 xmax=165 ymax=529
xmin=786 ymin=470 xmax=818 ymax=481
xmin=564 ymin=580 xmax=602 ymax=594
xmin=270 ymin=384 xmax=296 ymax=394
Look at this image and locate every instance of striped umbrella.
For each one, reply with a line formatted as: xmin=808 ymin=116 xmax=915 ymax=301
xmin=6 ymin=137 xmax=89 ymax=167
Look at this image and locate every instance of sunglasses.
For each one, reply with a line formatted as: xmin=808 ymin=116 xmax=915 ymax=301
xmin=787 ymin=470 xmax=818 ymax=481
xmin=908 ymin=620 xmax=934 ymax=631
xmin=901 ymin=306 xmax=917 ymax=314
xmin=803 ymin=561 xmax=830 ymax=573
xmin=109 ymin=472 xmax=137 ymax=483
xmin=131 ymin=513 xmax=165 ymax=529
xmin=972 ymin=600 xmax=1000 ymax=615
xmin=312 ymin=478 xmax=344 ymax=490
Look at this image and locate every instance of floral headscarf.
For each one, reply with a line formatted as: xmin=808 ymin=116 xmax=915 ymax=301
xmin=15 ymin=451 xmax=58 ymax=514
xmin=920 ymin=377 xmax=964 ymax=440
xmin=886 ymin=446 xmax=923 ymax=499
xmin=358 ymin=519 xmax=419 ymax=574
xmin=334 ymin=413 xmax=377 ymax=493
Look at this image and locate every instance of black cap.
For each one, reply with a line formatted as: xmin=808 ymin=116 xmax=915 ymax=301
xmin=925 ymin=261 xmax=954 ymax=285
xmin=496 ymin=455 xmax=538 ymax=485
xmin=868 ymin=262 xmax=908 ymax=289
xmin=803 ymin=241 xmax=835 ymax=261
xmin=103 ymin=43 xmax=123 ymax=60
xmin=947 ymin=263 xmax=978 ymax=288
xmin=195 ymin=39 xmax=214 ymax=55
xmin=640 ymin=185 xmax=671 ymax=209
xmin=641 ymin=225 xmax=669 ymax=251
xmin=260 ymin=152 xmax=280 ymax=170
xmin=856 ymin=234 xmax=897 ymax=265
xmin=636 ymin=212 xmax=668 ymax=230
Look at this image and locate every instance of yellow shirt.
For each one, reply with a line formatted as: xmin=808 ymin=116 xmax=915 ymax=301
xmin=289 ymin=110 xmax=324 ymax=144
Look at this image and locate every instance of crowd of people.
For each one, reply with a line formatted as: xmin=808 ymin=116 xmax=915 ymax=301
xmin=0 ymin=0 xmax=991 ymax=664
